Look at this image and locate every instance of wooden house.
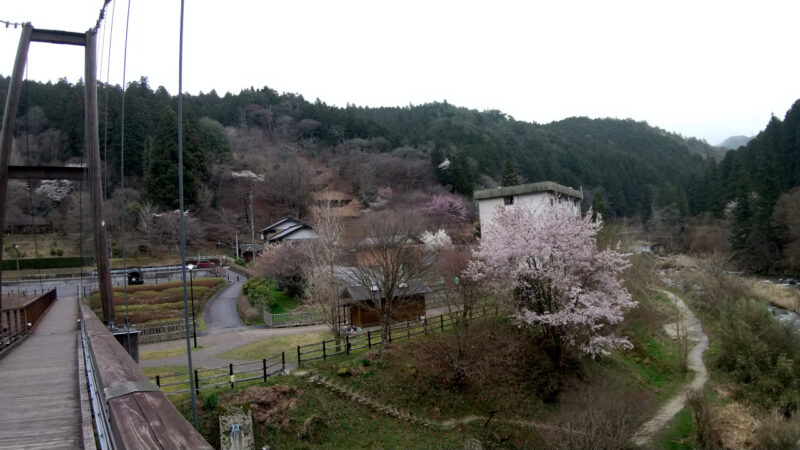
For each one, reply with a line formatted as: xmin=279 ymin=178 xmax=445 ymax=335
xmin=474 ymin=181 xmax=583 ymax=229
xmin=339 ymin=281 xmax=431 ymax=327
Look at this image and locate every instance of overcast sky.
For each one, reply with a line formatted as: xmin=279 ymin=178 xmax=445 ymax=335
xmin=2 ymin=0 xmax=799 ymax=145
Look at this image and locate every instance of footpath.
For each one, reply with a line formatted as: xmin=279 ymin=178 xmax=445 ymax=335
xmin=634 ymin=290 xmax=709 ymax=446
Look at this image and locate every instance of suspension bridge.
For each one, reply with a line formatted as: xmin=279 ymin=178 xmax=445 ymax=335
xmin=0 ymin=2 xmax=209 ymax=447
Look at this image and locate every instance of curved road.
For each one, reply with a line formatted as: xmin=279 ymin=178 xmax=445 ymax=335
xmin=202 ymin=268 xmax=246 ymax=331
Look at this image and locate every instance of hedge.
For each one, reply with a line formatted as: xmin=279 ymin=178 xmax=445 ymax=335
xmin=2 ymin=256 xmax=94 ymax=270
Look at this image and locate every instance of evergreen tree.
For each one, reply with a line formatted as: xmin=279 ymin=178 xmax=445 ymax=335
xmin=143 ymin=107 xmax=208 ymax=209
xmin=501 ymin=158 xmax=520 ymax=186
xmin=591 ymin=191 xmax=607 ymax=222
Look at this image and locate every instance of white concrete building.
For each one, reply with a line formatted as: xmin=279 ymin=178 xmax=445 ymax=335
xmin=474 ymin=181 xmax=583 ymax=227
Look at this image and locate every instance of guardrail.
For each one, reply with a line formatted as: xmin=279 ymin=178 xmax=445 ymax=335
xmin=297 ymin=304 xmax=501 ymax=367
xmin=0 ymin=289 xmax=57 ymax=358
xmin=79 ymin=302 xmax=211 ymax=448
xmin=150 ymin=352 xmax=285 ymax=395
xmin=264 ymin=310 xmax=324 ymax=328
xmin=137 ymin=318 xmax=197 ymax=344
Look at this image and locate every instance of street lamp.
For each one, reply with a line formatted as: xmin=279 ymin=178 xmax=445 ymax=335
xmin=187 ymin=264 xmax=197 ymax=348
xmin=13 ymin=245 xmax=20 ymax=291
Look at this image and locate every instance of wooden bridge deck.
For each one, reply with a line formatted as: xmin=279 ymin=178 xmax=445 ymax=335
xmin=0 ymin=296 xmax=85 ymax=449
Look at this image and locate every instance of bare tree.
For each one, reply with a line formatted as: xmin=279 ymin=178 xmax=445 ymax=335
xmin=302 ymin=200 xmax=344 ymax=337
xmin=137 ymin=200 xmax=157 ymax=256
xmin=349 ymin=211 xmax=430 ymax=348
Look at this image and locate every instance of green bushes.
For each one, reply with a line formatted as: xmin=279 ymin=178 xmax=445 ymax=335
xmin=1 ymin=256 xmax=93 ymax=270
xmin=717 ymin=299 xmax=800 ymax=414
xmin=242 ymin=278 xmax=276 ymax=312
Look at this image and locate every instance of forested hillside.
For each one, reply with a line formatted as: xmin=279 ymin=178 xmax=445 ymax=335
xmin=0 ymin=76 xmax=718 ymax=220
xmin=685 ymin=100 xmax=800 ymax=272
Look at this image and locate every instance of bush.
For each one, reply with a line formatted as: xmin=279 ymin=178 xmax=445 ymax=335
xmin=717 ymin=299 xmax=800 ymax=414
xmin=243 ymin=278 xmax=276 ymax=311
xmin=202 ymin=393 xmax=219 ymax=412
xmin=1 ymin=256 xmax=93 ymax=270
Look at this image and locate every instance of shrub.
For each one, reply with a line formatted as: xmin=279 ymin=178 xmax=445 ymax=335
xmin=717 ymin=299 xmax=800 ymax=414
xmin=242 ymin=278 xmax=276 ymax=311
xmin=202 ymin=393 xmax=219 ymax=411
xmin=687 ymin=390 xmax=724 ymax=449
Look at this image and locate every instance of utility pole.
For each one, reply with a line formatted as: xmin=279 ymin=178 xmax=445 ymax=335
xmin=249 ymin=190 xmax=256 ymax=260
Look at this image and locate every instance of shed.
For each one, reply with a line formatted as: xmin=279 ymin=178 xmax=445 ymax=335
xmin=339 ymin=281 xmax=431 ymax=327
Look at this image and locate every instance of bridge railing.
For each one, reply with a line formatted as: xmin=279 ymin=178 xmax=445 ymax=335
xmin=79 ymin=302 xmax=211 ymax=449
xmin=0 ymin=289 xmax=56 ymax=358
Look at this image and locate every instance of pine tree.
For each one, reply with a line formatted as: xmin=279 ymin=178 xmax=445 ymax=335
xmin=143 ymin=107 xmax=209 ymax=209
xmin=501 ymin=158 xmax=520 ymax=186
xmin=591 ymin=191 xmax=607 ymax=222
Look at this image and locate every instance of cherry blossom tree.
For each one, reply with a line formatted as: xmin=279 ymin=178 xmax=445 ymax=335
xmin=466 ymin=206 xmax=635 ymax=360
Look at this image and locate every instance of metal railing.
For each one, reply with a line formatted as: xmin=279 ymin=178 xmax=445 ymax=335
xmin=80 ymin=316 xmax=116 ymax=450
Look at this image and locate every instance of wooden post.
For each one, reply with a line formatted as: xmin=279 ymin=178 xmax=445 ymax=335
xmin=156 ymin=375 xmax=161 ymax=387
xmin=297 ymin=346 xmax=302 ymax=368
xmin=229 ymin=364 xmax=234 ymax=389
xmin=85 ymin=29 xmax=114 ymax=325
xmin=322 ymin=341 xmax=327 ymax=360
xmin=0 ymin=24 xmax=32 ymax=311
xmin=440 ymin=315 xmax=444 ymax=331
xmin=281 ymin=351 xmax=285 ymax=372
xmin=194 ymin=369 xmax=200 ymax=395
xmin=345 ymin=336 xmax=350 ymax=355
xmin=406 ymin=321 xmax=410 ymax=339
xmin=262 ymin=359 xmax=267 ymax=382
xmin=367 ymin=330 xmax=372 ymax=349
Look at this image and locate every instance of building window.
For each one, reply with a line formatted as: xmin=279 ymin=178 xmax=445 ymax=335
xmin=503 ymin=196 xmax=514 ymax=206
xmin=550 ymin=198 xmax=554 ymax=206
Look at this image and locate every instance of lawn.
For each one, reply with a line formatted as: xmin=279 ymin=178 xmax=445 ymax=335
xmin=87 ymin=278 xmax=223 ymax=325
xmin=140 ymin=345 xmax=205 ymax=361
xmin=216 ymin=330 xmax=332 ymax=364
xmin=269 ymin=285 xmax=300 ymax=314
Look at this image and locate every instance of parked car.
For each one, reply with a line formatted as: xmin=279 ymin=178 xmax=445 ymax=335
xmin=127 ymin=268 xmax=144 ymax=285
xmin=339 ymin=324 xmax=363 ymax=336
xmin=197 ymin=260 xmax=211 ymax=268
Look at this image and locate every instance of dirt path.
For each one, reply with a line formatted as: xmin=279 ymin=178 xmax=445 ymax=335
xmin=634 ymin=290 xmax=709 ymax=446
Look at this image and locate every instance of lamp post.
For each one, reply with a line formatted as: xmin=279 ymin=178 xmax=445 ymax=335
xmin=187 ymin=263 xmax=197 ymax=348
xmin=13 ymin=244 xmax=20 ymax=291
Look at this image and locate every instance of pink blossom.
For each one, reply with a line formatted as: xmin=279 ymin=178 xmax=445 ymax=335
xmin=466 ymin=206 xmax=636 ymax=356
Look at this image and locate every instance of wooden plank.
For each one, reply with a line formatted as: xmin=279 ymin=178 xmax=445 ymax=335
xmin=30 ymin=28 xmax=86 ymax=46
xmin=7 ymin=164 xmax=87 ymax=180
xmin=81 ymin=304 xmax=212 ymax=449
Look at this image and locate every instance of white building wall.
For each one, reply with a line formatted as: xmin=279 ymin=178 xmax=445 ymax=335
xmin=282 ymin=228 xmax=319 ymax=240
xmin=478 ymin=192 xmax=581 ymax=228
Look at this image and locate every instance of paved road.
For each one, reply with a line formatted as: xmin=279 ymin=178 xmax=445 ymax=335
xmin=202 ymin=268 xmax=246 ymax=331
xmin=0 ymin=295 xmax=88 ymax=449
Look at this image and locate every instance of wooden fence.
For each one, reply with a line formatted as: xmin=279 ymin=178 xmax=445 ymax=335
xmin=137 ymin=318 xmax=197 ymax=344
xmin=150 ymin=352 xmax=285 ymax=395
xmin=297 ymin=303 xmax=502 ymax=367
xmin=0 ymin=289 xmax=57 ymax=358
xmin=264 ymin=310 xmax=325 ymax=328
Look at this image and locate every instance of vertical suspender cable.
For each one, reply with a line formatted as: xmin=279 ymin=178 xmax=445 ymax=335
xmin=119 ymin=0 xmax=132 ymax=355
xmin=101 ymin=0 xmax=116 ymax=198
xmin=23 ymin=64 xmax=44 ymax=292
xmin=177 ymin=0 xmax=199 ymax=429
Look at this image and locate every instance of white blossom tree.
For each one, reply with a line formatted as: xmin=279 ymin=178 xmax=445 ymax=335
xmin=466 ymin=206 xmax=635 ymax=360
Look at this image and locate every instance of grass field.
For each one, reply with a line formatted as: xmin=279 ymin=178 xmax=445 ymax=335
xmin=216 ymin=330 xmax=332 ymax=364
xmin=87 ymin=278 xmax=223 ymax=324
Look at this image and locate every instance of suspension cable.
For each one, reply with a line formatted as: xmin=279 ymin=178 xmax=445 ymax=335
xmin=101 ymin=0 xmax=116 ymax=198
xmin=23 ymin=62 xmax=45 ymax=293
xmin=119 ymin=0 xmax=132 ymax=329
xmin=93 ymin=0 xmax=114 ymax=32
xmin=177 ymin=0 xmax=199 ymax=429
